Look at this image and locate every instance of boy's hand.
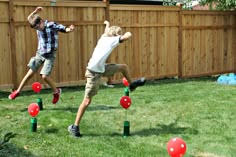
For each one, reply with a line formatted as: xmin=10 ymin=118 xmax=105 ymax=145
xmin=104 ymin=20 xmax=109 ymax=25
xmin=104 ymin=20 xmax=110 ymax=35
xmin=120 ymin=32 xmax=132 ymax=41
xmin=66 ymin=25 xmax=75 ymax=32
xmin=69 ymin=25 xmax=74 ymax=30
xmin=124 ymin=32 xmax=132 ymax=38
xmin=27 ymin=6 xmax=43 ymax=21
xmin=35 ymin=7 xmax=43 ymax=13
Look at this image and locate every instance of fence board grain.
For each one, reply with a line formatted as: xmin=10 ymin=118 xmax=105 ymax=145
xmin=0 ymin=0 xmax=235 ymax=90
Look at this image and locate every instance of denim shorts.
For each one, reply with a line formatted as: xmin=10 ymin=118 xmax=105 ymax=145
xmin=27 ymin=51 xmax=57 ymax=76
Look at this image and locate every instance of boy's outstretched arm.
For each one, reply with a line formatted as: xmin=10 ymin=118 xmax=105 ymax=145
xmin=27 ymin=6 xmax=43 ymax=21
xmin=120 ymin=32 xmax=132 ymax=42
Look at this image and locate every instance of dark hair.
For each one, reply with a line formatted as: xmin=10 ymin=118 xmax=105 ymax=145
xmin=29 ymin=15 xmax=42 ymax=28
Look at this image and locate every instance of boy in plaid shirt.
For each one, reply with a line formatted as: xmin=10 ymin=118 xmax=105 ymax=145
xmin=9 ymin=6 xmax=74 ymax=104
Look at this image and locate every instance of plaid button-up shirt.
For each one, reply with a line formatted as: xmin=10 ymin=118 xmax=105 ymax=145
xmin=37 ymin=20 xmax=66 ymax=55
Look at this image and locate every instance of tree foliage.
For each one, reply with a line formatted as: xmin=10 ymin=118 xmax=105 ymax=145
xmin=163 ymin=0 xmax=236 ymax=10
xmin=200 ymin=0 xmax=236 ymax=10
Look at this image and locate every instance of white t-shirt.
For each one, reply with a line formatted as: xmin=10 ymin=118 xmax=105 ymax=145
xmin=87 ymin=35 xmax=121 ymax=73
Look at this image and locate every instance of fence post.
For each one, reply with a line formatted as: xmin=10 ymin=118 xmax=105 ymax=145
xmin=9 ymin=0 xmax=17 ymax=89
xmin=104 ymin=0 xmax=110 ymax=21
xmin=178 ymin=4 xmax=183 ymax=78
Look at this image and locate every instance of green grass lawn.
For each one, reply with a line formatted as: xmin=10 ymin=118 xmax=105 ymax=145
xmin=0 ymin=77 xmax=236 ymax=157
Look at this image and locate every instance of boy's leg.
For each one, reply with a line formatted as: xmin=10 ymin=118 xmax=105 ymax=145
xmin=40 ymin=53 xmax=61 ymax=104
xmin=117 ymin=64 xmax=133 ymax=84
xmin=104 ymin=64 xmax=146 ymax=91
xmin=75 ymin=97 xmax=92 ymax=125
xmin=9 ymin=53 xmax=43 ymax=100
xmin=18 ymin=69 xmax=35 ymax=92
xmin=107 ymin=77 xmax=113 ymax=85
xmin=68 ymin=97 xmax=92 ymax=138
xmin=104 ymin=64 xmax=132 ymax=83
xmin=42 ymin=75 xmax=61 ymax=104
xmin=41 ymin=75 xmax=57 ymax=93
xmin=68 ymin=69 xmax=100 ymax=137
xmin=9 ymin=53 xmax=44 ymax=99
xmin=129 ymin=77 xmax=146 ymax=91
xmin=9 ymin=69 xmax=35 ymax=99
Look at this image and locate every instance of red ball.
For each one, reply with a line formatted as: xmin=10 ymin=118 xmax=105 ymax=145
xmin=32 ymin=82 xmax=42 ymax=93
xmin=167 ymin=137 xmax=187 ymax=157
xmin=122 ymin=77 xmax=129 ymax=87
xmin=120 ymin=96 xmax=132 ymax=109
xmin=28 ymin=103 xmax=40 ymax=117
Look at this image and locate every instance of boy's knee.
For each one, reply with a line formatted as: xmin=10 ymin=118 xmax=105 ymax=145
xmin=119 ymin=64 xmax=129 ymax=72
xmin=41 ymin=75 xmax=48 ymax=80
xmin=83 ymin=98 xmax=92 ymax=107
xmin=119 ymin=64 xmax=128 ymax=70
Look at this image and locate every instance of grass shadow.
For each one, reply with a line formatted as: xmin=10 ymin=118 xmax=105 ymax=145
xmin=0 ymin=91 xmax=10 ymax=100
xmin=146 ymin=76 xmax=217 ymax=86
xmin=45 ymin=105 xmax=119 ymax=113
xmin=20 ymin=108 xmax=28 ymax=112
xmin=79 ymin=118 xmax=198 ymax=138
xmin=0 ymin=132 xmax=36 ymax=157
xmin=78 ymin=132 xmax=122 ymax=138
xmin=78 ymin=124 xmax=198 ymax=138
xmin=132 ymin=121 xmax=198 ymax=136
xmin=44 ymin=128 xmax=59 ymax=134
xmin=87 ymin=105 xmax=119 ymax=111
xmin=40 ymin=106 xmax=78 ymax=113
xmin=0 ymin=144 xmax=37 ymax=157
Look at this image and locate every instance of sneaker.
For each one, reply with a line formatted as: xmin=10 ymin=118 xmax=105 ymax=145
xmin=129 ymin=77 xmax=146 ymax=92
xmin=52 ymin=88 xmax=61 ymax=104
xmin=103 ymin=82 xmax=114 ymax=88
xmin=68 ymin=124 xmax=82 ymax=138
xmin=8 ymin=90 xmax=20 ymax=100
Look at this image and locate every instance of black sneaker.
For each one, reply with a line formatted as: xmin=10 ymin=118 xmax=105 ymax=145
xmin=68 ymin=124 xmax=82 ymax=138
xmin=129 ymin=77 xmax=146 ymax=92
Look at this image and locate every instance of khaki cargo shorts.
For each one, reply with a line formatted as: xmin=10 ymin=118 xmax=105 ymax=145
xmin=85 ymin=64 xmax=119 ymax=98
xmin=27 ymin=51 xmax=57 ymax=76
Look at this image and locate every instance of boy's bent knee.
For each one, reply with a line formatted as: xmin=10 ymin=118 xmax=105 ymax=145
xmin=119 ymin=64 xmax=128 ymax=72
xmin=41 ymin=75 xmax=48 ymax=79
xmin=118 ymin=64 xmax=127 ymax=69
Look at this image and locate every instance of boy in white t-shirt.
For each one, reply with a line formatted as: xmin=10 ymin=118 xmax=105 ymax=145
xmin=68 ymin=21 xmax=146 ymax=137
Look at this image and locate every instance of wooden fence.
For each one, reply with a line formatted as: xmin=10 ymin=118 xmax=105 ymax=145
xmin=0 ymin=0 xmax=235 ymax=90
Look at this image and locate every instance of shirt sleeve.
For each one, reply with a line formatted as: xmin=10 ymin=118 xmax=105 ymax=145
xmin=47 ymin=21 xmax=66 ymax=33
xmin=119 ymin=37 xmax=123 ymax=43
